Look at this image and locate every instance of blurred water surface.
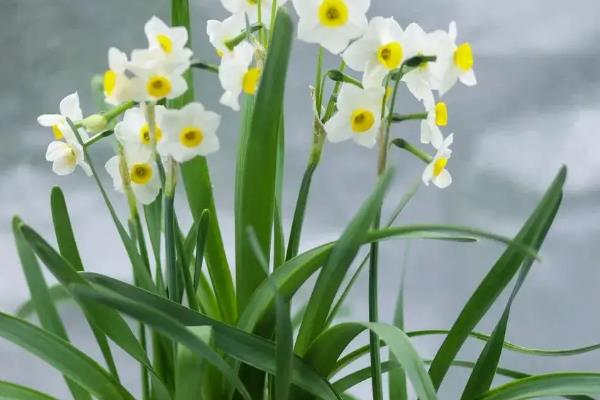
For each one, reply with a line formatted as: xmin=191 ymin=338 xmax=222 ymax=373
xmin=1 ymin=0 xmax=600 ymax=398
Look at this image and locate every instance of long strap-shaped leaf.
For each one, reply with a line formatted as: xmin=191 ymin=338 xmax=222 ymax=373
xmin=295 ymin=170 xmax=394 ymax=355
xmin=0 ymin=381 xmax=59 ymax=400
xmin=302 ymin=322 xmax=437 ymax=400
xmin=12 ymin=217 xmax=91 ymax=400
xmin=80 ymin=273 xmax=342 ymax=400
xmin=238 ymin=224 xmax=534 ymax=337
xmin=333 ymin=361 xmax=593 ymax=400
xmin=477 ymin=373 xmax=600 ymax=400
xmin=0 ymin=313 xmax=134 ymax=400
xmin=72 ymin=284 xmax=252 ymax=400
xmin=170 ymin=0 xmax=237 ymax=324
xmin=235 ymin=8 xmax=294 ymax=310
xmin=428 ymin=166 xmax=567 ymax=389
xmin=18 ymin=224 xmax=171 ymax=400
xmin=50 ymin=186 xmax=120 ymax=381
xmin=461 ymin=192 xmax=563 ymax=399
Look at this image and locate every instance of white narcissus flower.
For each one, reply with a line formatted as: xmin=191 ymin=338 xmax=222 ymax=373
xmin=343 ymin=17 xmax=413 ymax=88
xmin=37 ymin=92 xmax=88 ymax=141
xmin=143 ymin=16 xmax=193 ymax=68
xmin=220 ymin=0 xmax=288 ymax=24
xmin=400 ymin=23 xmax=441 ymax=105
xmin=128 ymin=58 xmax=188 ymax=102
xmin=104 ymin=48 xmax=133 ymax=106
xmin=207 ymin=13 xmax=246 ymax=57
xmin=115 ymin=106 xmax=166 ymax=161
xmin=324 ymin=84 xmax=384 ymax=148
xmin=420 ymin=101 xmax=447 ymax=147
xmin=46 ymin=140 xmax=91 ymax=176
xmin=218 ymin=41 xmax=260 ymax=111
xmin=157 ymin=102 xmax=221 ymax=163
xmin=105 ymin=153 xmax=161 ymax=205
xmin=422 ymin=133 xmax=453 ymax=189
xmin=434 ymin=22 xmax=477 ymax=95
xmin=293 ymin=0 xmax=369 ymax=54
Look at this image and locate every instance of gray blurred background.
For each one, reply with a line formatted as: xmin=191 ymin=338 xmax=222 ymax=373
xmin=1 ymin=0 xmax=600 ymax=399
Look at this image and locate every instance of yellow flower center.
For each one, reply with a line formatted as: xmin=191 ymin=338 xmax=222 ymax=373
xmin=139 ymin=124 xmax=163 ymax=144
xmin=51 ymin=124 xmax=64 ymax=140
xmin=157 ymin=34 xmax=173 ymax=53
xmin=242 ymin=68 xmax=262 ymax=95
xmin=433 ymin=157 xmax=448 ymax=177
xmin=318 ymin=0 xmax=349 ymax=28
xmin=247 ymin=0 xmax=258 ymax=4
xmin=350 ymin=109 xmax=375 ymax=133
xmin=147 ymin=76 xmax=172 ymax=98
xmin=104 ymin=70 xmax=117 ymax=96
xmin=435 ymin=102 xmax=448 ymax=126
xmin=377 ymin=42 xmax=403 ymax=69
xmin=130 ymin=163 xmax=153 ymax=185
xmin=179 ymin=126 xmax=204 ymax=148
xmin=454 ymin=43 xmax=474 ymax=71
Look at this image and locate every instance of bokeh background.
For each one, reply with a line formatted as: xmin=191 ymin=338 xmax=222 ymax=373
xmin=1 ymin=0 xmax=599 ymax=398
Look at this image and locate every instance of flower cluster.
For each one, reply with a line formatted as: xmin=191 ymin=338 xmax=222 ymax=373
xmin=289 ymin=1 xmax=476 ymax=188
xmin=37 ymin=17 xmax=221 ymax=205
xmin=37 ymin=0 xmax=476 ymax=201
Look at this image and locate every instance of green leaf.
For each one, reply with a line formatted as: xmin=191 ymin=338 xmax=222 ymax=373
xmin=0 ymin=381 xmax=59 ymax=400
xmin=461 ymin=193 xmax=562 ymax=399
xmin=389 ymin=245 xmax=409 ymax=400
xmin=334 ymin=361 xmax=593 ymax=400
xmin=12 ymin=217 xmax=91 ymax=400
xmin=193 ymin=210 xmax=210 ymax=291
xmin=235 ymin=8 xmax=294 ymax=310
xmin=175 ymin=326 xmax=212 ymax=400
xmin=81 ymin=273 xmax=342 ymax=400
xmin=238 ymin=225 xmax=522 ymax=337
xmin=295 ymin=170 xmax=394 ymax=355
xmin=478 ymin=373 xmax=600 ymax=400
xmin=49 ymin=187 xmax=120 ymax=381
xmin=15 ymin=284 xmax=71 ymax=319
xmin=305 ymin=322 xmax=437 ymax=400
xmin=143 ymin=193 xmax=163 ymax=277
xmin=0 ymin=313 xmax=134 ymax=400
xmin=18 ymin=224 xmax=170 ymax=400
xmin=171 ymin=0 xmax=237 ymax=325
xmin=428 ymin=167 xmax=566 ymax=389
xmin=50 ymin=187 xmax=84 ymax=270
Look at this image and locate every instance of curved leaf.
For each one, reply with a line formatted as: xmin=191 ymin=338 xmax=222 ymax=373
xmin=0 ymin=381 xmax=59 ymax=400
xmin=0 ymin=313 xmax=133 ymax=400
xmin=235 ymin=7 xmax=294 ymax=310
xmin=428 ymin=167 xmax=566 ymax=389
xmin=295 ymin=170 xmax=394 ymax=355
xmin=15 ymin=285 xmax=71 ymax=319
xmin=478 ymin=373 xmax=600 ymax=400
xmin=80 ymin=273 xmax=341 ymax=400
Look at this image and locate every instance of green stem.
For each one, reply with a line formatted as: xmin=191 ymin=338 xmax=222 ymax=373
xmin=391 ymin=138 xmax=433 ymax=164
xmin=391 ymin=112 xmax=428 ymax=123
xmin=369 ymin=72 xmax=404 ymax=400
xmin=190 ymin=60 xmax=219 ymax=73
xmin=164 ymin=159 xmax=178 ymax=303
xmin=285 ymin=49 xmax=326 ymax=261
xmin=103 ymin=100 xmax=136 ymax=122
xmin=84 ymin=129 xmax=114 ymax=147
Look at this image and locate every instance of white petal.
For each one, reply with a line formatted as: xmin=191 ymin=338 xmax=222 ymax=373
xmin=104 ymin=155 xmax=124 ymax=192
xmin=108 ymin=47 xmax=128 ymax=72
xmin=45 ymin=141 xmax=70 ymax=161
xmin=343 ymin=37 xmax=378 ymax=72
xmin=37 ymin=114 xmax=62 ymax=127
xmin=422 ymin=163 xmax=434 ymax=186
xmin=167 ymin=74 xmax=188 ymax=99
xmin=52 ymin=157 xmax=77 ymax=176
xmin=353 ymin=131 xmax=377 ymax=148
xmin=220 ymin=91 xmax=241 ymax=111
xmin=324 ymin=113 xmax=353 ymax=143
xmin=59 ymin=92 xmax=83 ymax=120
xmin=433 ymin=169 xmax=452 ymax=188
xmin=459 ymin=69 xmax=477 ymax=87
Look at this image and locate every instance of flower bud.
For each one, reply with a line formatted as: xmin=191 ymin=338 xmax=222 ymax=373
xmin=81 ymin=114 xmax=108 ymax=133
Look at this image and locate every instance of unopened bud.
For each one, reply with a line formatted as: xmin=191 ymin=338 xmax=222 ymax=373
xmin=81 ymin=114 xmax=108 ymax=133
